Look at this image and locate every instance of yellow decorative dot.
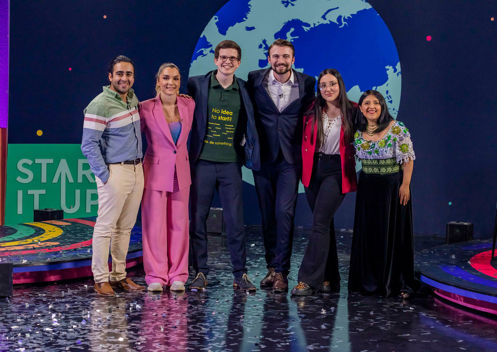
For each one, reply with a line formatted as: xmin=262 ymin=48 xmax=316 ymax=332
xmin=36 ymin=130 xmax=43 ymax=136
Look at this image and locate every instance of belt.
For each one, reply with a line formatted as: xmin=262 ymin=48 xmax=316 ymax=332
xmin=109 ymin=158 xmax=142 ymax=165
xmin=316 ymin=153 xmax=340 ymax=160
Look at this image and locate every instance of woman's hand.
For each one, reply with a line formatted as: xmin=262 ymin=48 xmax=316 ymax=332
xmin=399 ymin=183 xmax=410 ymax=206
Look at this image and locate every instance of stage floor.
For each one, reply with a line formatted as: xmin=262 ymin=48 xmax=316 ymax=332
xmin=0 ymin=218 xmax=142 ymax=284
xmin=417 ymin=240 xmax=497 ymax=315
xmin=1 ymin=228 xmax=497 ymax=351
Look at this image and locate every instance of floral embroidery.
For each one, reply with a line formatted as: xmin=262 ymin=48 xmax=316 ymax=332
xmin=354 ymin=121 xmax=415 ymax=164
xmin=399 ymin=144 xmax=409 ymax=153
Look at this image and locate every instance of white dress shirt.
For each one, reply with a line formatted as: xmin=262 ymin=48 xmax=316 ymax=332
xmin=267 ymin=70 xmax=299 ymax=112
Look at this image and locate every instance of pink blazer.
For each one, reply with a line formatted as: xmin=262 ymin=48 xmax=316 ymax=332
xmin=301 ymin=101 xmax=357 ymax=194
xmin=139 ymin=96 xmax=195 ymax=192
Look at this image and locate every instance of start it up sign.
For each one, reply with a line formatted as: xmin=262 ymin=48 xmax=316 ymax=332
xmin=5 ymin=144 xmax=98 ymax=223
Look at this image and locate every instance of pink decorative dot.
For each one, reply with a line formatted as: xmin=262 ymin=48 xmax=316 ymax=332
xmin=68 ymin=67 xmax=72 ymax=71
xmin=426 ymin=35 xmax=432 ymax=42
xmin=491 ymin=17 xmax=495 ymax=22
xmin=103 ymin=15 xmax=107 ymax=19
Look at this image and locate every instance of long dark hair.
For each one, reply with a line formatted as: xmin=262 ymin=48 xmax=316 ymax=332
xmin=309 ymin=68 xmax=353 ymax=146
xmin=357 ymin=90 xmax=393 ymax=133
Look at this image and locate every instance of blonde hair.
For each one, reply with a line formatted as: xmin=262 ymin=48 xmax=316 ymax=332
xmin=155 ymin=62 xmax=180 ymax=95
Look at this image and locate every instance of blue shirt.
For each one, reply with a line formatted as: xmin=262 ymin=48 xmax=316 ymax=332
xmin=169 ymin=121 xmax=182 ymax=144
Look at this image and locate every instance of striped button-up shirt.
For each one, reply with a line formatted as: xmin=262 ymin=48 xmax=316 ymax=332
xmin=81 ymin=86 xmax=142 ymax=183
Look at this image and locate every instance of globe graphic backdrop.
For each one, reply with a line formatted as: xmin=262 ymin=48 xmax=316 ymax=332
xmin=189 ymin=0 xmax=401 ymax=187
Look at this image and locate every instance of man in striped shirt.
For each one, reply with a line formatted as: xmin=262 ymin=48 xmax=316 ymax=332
xmin=81 ymin=55 xmax=144 ymax=296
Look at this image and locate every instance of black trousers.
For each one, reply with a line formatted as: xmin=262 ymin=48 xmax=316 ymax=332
xmin=298 ymin=154 xmax=344 ymax=288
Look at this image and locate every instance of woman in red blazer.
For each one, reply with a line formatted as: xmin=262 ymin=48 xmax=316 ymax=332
xmin=291 ymin=68 xmax=357 ymax=296
xmin=139 ymin=63 xmax=195 ymax=293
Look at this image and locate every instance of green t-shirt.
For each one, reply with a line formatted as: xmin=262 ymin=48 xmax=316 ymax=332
xmin=199 ymin=72 xmax=241 ymax=162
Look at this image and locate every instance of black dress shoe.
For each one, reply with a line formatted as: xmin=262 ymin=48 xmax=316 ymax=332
xmin=260 ymin=268 xmax=275 ymax=288
xmin=291 ymin=282 xmax=313 ymax=296
xmin=319 ymin=281 xmax=339 ymax=293
xmin=189 ymin=272 xmax=207 ymax=291
xmin=233 ymin=273 xmax=257 ymax=293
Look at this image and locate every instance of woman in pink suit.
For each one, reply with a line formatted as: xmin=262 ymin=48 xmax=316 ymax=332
xmin=139 ymin=63 xmax=195 ymax=292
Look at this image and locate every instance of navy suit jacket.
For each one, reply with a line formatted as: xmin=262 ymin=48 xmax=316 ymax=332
xmin=187 ymin=71 xmax=261 ymax=171
xmin=247 ymin=68 xmax=315 ymax=165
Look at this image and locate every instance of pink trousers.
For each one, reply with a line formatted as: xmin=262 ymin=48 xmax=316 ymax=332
xmin=141 ymin=186 xmax=190 ymax=286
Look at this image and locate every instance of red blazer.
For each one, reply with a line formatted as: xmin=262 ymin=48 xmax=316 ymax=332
xmin=301 ymin=100 xmax=357 ymax=193
xmin=139 ymin=95 xmax=195 ymax=192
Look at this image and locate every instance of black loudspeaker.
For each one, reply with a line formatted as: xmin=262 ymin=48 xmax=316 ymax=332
xmin=0 ymin=263 xmax=13 ymax=297
xmin=206 ymin=207 xmax=224 ymax=234
xmin=34 ymin=208 xmax=63 ymax=222
xmin=446 ymin=222 xmax=473 ymax=244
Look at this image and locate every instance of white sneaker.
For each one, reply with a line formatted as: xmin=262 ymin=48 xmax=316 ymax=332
xmin=147 ymin=282 xmax=163 ymax=292
xmin=170 ymin=281 xmax=185 ymax=292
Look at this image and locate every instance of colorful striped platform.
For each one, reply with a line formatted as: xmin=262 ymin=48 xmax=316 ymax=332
xmin=417 ymin=240 xmax=497 ymax=315
xmin=0 ymin=218 xmax=142 ymax=284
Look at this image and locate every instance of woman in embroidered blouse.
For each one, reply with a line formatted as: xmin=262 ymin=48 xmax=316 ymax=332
xmin=139 ymin=63 xmax=195 ymax=293
xmin=348 ymin=90 xmax=415 ymax=299
xmin=291 ymin=68 xmax=357 ymax=296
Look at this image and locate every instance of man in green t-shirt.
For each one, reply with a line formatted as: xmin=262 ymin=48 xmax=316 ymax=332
xmin=187 ymin=40 xmax=260 ymax=292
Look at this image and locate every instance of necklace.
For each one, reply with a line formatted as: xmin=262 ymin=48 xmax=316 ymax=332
xmin=366 ymin=124 xmax=377 ymax=136
xmin=322 ymin=112 xmax=340 ymax=137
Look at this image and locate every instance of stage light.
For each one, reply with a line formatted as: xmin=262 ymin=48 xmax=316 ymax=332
xmin=36 ymin=130 xmax=43 ymax=136
xmin=426 ymin=35 xmax=432 ymax=42
xmin=103 ymin=15 xmax=107 ymax=19
xmin=68 ymin=67 xmax=72 ymax=71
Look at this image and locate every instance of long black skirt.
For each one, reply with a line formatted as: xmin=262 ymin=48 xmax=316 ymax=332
xmin=348 ymin=170 xmax=415 ymax=297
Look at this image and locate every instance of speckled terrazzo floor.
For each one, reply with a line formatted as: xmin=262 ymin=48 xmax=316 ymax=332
xmin=1 ymin=228 xmax=497 ymax=352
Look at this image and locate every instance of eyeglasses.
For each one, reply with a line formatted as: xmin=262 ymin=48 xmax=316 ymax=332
xmin=319 ymin=81 xmax=339 ymax=90
xmin=218 ymin=55 xmax=239 ymax=62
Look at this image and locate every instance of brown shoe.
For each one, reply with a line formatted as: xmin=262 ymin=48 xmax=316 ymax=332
xmin=260 ymin=268 xmax=276 ymax=288
xmin=110 ymin=278 xmax=145 ymax=292
xmin=94 ymin=282 xmax=115 ymax=296
xmin=272 ymin=272 xmax=288 ymax=293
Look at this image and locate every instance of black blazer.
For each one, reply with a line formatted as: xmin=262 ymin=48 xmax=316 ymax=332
xmin=247 ymin=68 xmax=315 ymax=165
xmin=187 ymin=71 xmax=261 ymax=171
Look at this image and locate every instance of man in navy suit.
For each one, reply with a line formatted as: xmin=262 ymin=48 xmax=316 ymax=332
xmin=187 ymin=40 xmax=260 ymax=292
xmin=247 ymin=39 xmax=315 ymax=293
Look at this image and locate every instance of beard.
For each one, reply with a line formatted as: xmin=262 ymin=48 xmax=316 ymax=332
xmin=272 ymin=64 xmax=291 ymax=75
xmin=111 ymin=81 xmax=130 ymax=95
